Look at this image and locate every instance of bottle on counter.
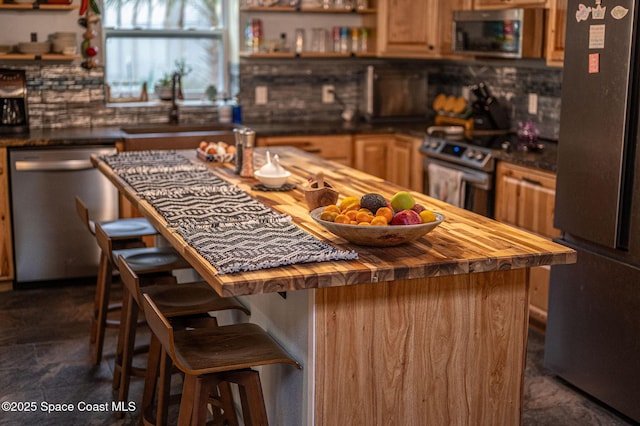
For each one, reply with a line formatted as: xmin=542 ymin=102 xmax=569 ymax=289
xmin=234 ymin=127 xmax=244 ymax=175
xmin=241 ymin=129 xmax=256 ymax=178
xmin=218 ymin=94 xmax=232 ymax=124
xmin=231 ymin=95 xmax=243 ymax=124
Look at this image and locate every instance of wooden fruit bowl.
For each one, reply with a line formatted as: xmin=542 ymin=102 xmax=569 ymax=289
xmin=310 ymin=207 xmax=445 ymax=247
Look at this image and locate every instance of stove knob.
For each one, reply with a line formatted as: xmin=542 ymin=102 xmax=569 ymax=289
xmin=465 ymin=149 xmax=475 ymax=158
xmin=429 ymin=141 xmax=439 ymax=149
xmin=474 ymin=152 xmax=485 ymax=161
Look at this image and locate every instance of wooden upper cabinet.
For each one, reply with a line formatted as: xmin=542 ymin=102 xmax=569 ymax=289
xmin=474 ymin=0 xmax=548 ymax=8
xmin=546 ymin=0 xmax=567 ymax=66
xmin=438 ymin=0 xmax=474 ymax=57
xmin=377 ymin=0 xmax=472 ymax=58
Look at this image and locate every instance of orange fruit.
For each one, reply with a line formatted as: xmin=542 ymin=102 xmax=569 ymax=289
xmin=199 ymin=141 xmax=208 ymax=151
xmin=345 ymin=210 xmax=359 ymax=221
xmin=334 ymin=214 xmax=350 ymax=224
xmin=343 ymin=202 xmax=361 ymax=212
xmin=320 ymin=211 xmax=338 ymax=222
xmin=376 ymin=207 xmax=393 ymax=223
xmin=324 ymin=204 xmax=341 ymax=214
xmin=350 ymin=220 xmax=358 ymax=225
xmin=356 ymin=211 xmax=373 ymax=223
xmin=370 ymin=216 xmax=388 ymax=226
xmin=357 ymin=222 xmax=371 ymax=226
xmin=358 ymin=208 xmax=372 ymax=215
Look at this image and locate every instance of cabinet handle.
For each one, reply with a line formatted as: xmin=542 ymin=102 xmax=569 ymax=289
xmin=522 ymin=176 xmax=542 ymax=186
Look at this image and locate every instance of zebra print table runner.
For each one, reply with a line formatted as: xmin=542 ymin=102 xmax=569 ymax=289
xmin=102 ymin=151 xmax=357 ymax=274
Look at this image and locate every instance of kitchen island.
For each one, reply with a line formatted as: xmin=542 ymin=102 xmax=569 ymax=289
xmin=93 ymin=147 xmax=575 ymax=426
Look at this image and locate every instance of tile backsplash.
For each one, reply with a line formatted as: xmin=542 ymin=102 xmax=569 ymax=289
xmin=2 ymin=58 xmax=562 ymax=140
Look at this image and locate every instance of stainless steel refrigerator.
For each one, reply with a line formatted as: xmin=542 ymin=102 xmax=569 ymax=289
xmin=545 ymin=1 xmax=640 ymax=422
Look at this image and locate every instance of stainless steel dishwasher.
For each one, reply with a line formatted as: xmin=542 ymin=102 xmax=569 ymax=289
xmin=9 ymin=145 xmax=119 ymax=286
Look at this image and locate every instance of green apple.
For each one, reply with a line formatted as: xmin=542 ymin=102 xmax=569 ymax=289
xmin=390 ymin=191 xmax=415 ymax=212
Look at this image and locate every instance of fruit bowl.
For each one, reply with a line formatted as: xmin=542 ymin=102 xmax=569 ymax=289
xmin=310 ymin=207 xmax=445 ymax=247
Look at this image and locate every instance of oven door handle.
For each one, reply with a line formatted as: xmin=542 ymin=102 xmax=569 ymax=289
xmin=425 ymin=158 xmax=491 ymax=190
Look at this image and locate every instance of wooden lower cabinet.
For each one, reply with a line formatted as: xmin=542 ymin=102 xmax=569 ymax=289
xmin=0 ymin=147 xmax=14 ymax=286
xmin=495 ymin=161 xmax=559 ymax=328
xmin=353 ymin=134 xmax=389 ymax=179
xmin=257 ymin=135 xmax=352 ymax=166
xmin=354 ymin=134 xmax=423 ymax=192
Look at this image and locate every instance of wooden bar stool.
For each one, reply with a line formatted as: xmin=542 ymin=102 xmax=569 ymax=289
xmin=94 ymin=222 xmax=192 ymax=406
xmin=117 ymin=256 xmax=251 ymax=426
xmin=75 ymin=196 xmax=158 ymax=365
xmin=142 ymin=292 xmax=302 ymax=426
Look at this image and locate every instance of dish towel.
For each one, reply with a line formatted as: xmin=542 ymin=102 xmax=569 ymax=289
xmin=427 ymin=162 xmax=466 ymax=208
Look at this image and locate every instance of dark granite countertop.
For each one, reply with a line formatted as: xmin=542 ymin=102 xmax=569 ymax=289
xmin=0 ymin=121 xmax=557 ymax=172
xmin=492 ymin=139 xmax=558 ymax=173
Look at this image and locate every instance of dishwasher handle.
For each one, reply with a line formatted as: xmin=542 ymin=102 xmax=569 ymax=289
xmin=14 ymin=158 xmax=95 ymax=172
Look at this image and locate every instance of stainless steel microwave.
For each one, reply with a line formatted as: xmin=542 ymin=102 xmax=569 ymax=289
xmin=452 ymin=9 xmax=545 ymax=59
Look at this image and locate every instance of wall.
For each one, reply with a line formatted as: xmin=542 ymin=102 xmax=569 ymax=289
xmin=2 ymin=58 xmax=563 ymax=140
xmin=429 ymin=60 xmax=563 ymax=140
xmin=1 ymin=63 xmax=220 ymax=129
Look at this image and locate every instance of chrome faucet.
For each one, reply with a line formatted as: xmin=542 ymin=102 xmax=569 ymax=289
xmin=169 ymin=72 xmax=181 ymax=124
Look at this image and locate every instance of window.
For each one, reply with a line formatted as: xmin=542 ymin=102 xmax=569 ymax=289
xmin=103 ymin=0 xmax=230 ymax=101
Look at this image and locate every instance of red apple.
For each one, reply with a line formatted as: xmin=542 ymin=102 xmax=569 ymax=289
xmin=411 ymin=203 xmax=426 ymax=214
xmin=391 ymin=209 xmax=422 ymax=225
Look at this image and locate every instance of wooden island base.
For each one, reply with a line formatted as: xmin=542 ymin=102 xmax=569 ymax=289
xmin=314 ymin=269 xmax=528 ymax=425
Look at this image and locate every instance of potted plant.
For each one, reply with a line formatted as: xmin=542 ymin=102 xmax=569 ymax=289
xmin=154 ymin=59 xmax=192 ymax=101
xmin=154 ymin=72 xmax=174 ymax=101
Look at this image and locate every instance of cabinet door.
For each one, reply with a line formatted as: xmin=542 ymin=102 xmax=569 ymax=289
xmin=393 ymin=134 xmax=424 ymax=192
xmin=495 ymin=162 xmax=559 ymax=239
xmin=438 ymin=0 xmax=474 ymax=56
xmin=495 ymin=161 xmax=559 ymax=328
xmin=387 ymin=138 xmax=412 ymax=189
xmin=258 ymin=135 xmax=352 ymax=166
xmin=353 ymin=135 xmax=390 ymax=179
xmin=474 ymin=0 xmax=548 ymax=8
xmin=377 ymin=0 xmax=439 ymax=57
xmin=546 ymin=0 xmax=567 ymax=67
xmin=0 ymin=148 xmax=14 ymax=283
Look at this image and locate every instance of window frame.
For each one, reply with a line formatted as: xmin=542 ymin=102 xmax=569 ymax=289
xmin=102 ymin=1 xmax=231 ymax=101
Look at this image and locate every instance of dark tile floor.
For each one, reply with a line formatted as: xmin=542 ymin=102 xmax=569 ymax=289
xmin=0 ymin=282 xmax=637 ymax=426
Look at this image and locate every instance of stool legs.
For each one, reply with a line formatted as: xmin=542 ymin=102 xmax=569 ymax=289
xmin=92 ymin=250 xmax=113 ymax=365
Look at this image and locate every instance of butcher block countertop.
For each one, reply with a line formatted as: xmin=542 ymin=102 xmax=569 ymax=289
xmin=93 ymin=147 xmax=575 ymax=297
xmin=94 ymin=146 xmax=577 ymax=425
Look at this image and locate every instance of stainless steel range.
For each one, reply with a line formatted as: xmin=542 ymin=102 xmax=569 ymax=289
xmin=420 ymin=132 xmax=497 ymax=218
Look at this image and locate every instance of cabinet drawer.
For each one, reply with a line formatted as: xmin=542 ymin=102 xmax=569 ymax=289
xmin=257 ymin=135 xmax=352 ymax=166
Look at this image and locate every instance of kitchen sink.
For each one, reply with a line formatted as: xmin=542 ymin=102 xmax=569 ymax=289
xmin=121 ymin=123 xmax=237 ymax=134
xmin=120 ymin=123 xmax=237 ymax=151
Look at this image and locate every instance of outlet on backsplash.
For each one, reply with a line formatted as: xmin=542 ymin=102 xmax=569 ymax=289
xmin=255 ymin=86 xmax=268 ymax=105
